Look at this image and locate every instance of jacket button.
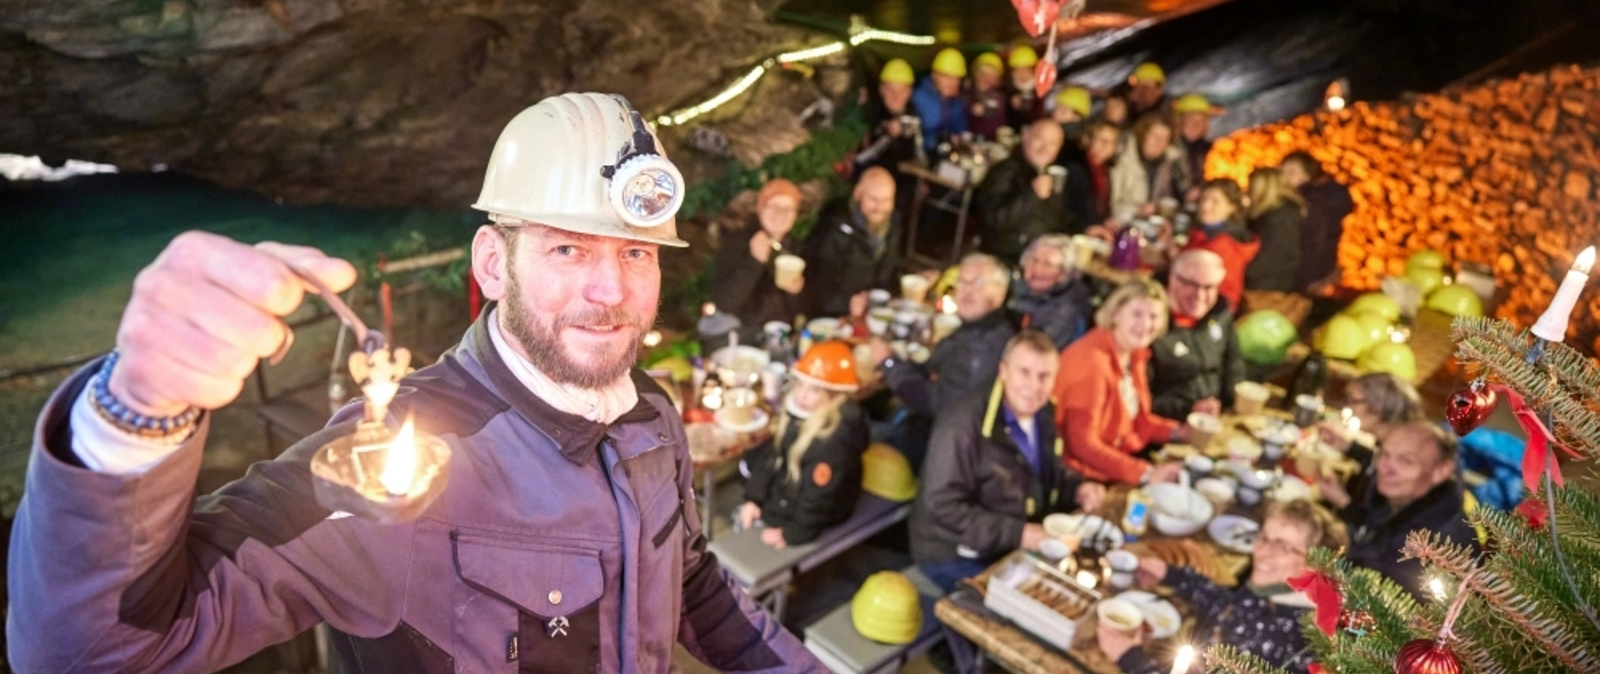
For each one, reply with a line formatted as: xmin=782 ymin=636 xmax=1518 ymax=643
xmin=548 ymin=590 xmax=563 ymax=605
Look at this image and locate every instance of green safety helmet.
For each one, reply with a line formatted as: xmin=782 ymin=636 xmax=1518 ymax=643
xmin=1316 ymin=314 xmax=1368 ymax=361
xmin=852 ymin=571 xmax=923 ymax=644
xmin=1345 ymin=293 xmax=1401 ymax=323
xmin=1237 ymin=310 xmax=1299 ymax=366
xmin=1425 ymin=284 xmax=1484 ymax=318
xmin=1358 ymin=342 xmax=1418 ymax=381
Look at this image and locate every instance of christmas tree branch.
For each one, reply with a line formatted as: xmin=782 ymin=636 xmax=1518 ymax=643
xmin=1405 ymin=531 xmax=1600 ymax=672
xmin=1202 ymin=645 xmax=1291 ymax=674
xmin=1453 ymin=316 xmax=1600 ymax=461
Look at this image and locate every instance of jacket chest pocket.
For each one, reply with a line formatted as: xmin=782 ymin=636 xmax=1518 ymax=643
xmin=623 ymin=448 xmax=687 ymax=550
xmin=451 ymin=531 xmax=605 ymax=674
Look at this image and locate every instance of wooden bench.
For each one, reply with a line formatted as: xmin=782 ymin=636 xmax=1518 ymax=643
xmin=804 ymin=566 xmax=945 ymax=674
xmin=709 ymin=494 xmax=911 ymax=620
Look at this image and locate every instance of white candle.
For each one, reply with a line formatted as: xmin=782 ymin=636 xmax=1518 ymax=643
xmin=1172 ymin=645 xmax=1195 ymax=674
xmin=1532 ymin=246 xmax=1595 ymax=342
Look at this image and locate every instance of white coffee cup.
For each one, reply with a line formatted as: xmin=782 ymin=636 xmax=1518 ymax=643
xmin=1105 ymin=549 xmax=1139 ymax=573
xmin=1097 ymin=598 xmax=1144 ymax=632
xmin=932 ymin=314 xmax=962 ymax=343
xmin=900 ymin=274 xmax=931 ymax=303
xmin=1234 ymin=381 xmax=1270 ymax=415
xmin=773 ymin=254 xmax=805 ymax=289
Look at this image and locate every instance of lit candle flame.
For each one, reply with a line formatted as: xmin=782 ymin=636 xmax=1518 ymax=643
xmin=643 ymin=330 xmax=663 ymax=347
xmin=1429 ymin=577 xmax=1447 ymax=601
xmin=381 ymin=417 xmax=419 ymax=497
xmin=1577 ymin=246 xmax=1596 ymax=274
xmin=1327 ymin=95 xmax=1346 ymax=111
xmin=940 ymin=295 xmax=957 ymax=315
xmin=1348 ymin=416 xmax=1362 ymax=434
xmin=1076 ymin=569 xmax=1098 ymax=589
xmin=1172 ymin=645 xmax=1195 ymax=674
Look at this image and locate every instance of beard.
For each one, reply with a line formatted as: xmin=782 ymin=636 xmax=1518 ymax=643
xmin=500 ymin=265 xmax=655 ymax=389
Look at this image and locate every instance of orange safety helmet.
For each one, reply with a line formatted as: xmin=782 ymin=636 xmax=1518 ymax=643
xmin=792 ymin=340 xmax=861 ymax=392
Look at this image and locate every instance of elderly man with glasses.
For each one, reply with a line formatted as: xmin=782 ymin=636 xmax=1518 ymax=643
xmin=1008 ymin=234 xmax=1094 ymax=349
xmin=1147 ymin=249 xmax=1246 ymax=420
xmin=870 ymin=253 xmax=1018 ymax=469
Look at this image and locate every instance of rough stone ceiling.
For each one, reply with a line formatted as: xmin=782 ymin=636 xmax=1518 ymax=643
xmin=0 ymin=0 xmax=812 ymax=208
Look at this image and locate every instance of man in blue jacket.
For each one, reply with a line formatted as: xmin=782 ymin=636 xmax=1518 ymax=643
xmin=912 ymin=48 xmax=970 ymax=153
xmin=7 ymin=93 xmax=823 ymax=673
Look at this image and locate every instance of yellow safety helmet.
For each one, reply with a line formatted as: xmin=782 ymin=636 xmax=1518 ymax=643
xmin=1130 ymin=61 xmax=1165 ymax=85
xmin=851 ymin=571 xmax=923 ymax=645
xmin=1055 ymin=86 xmax=1092 ymax=118
xmin=932 ymin=48 xmax=967 ymax=77
xmin=1173 ymin=93 xmax=1218 ymax=115
xmin=861 ymin=443 xmax=917 ymax=502
xmin=1008 ymin=45 xmax=1039 ymax=69
xmin=879 ymin=58 xmax=915 ymax=86
xmin=475 ymin=93 xmax=687 ymax=247
xmin=973 ymin=52 xmax=1004 ymax=74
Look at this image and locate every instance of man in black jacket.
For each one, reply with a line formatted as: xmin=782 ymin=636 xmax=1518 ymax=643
xmin=1009 ymin=234 xmax=1093 ymax=349
xmin=1148 ymin=250 xmax=1245 ymax=419
xmin=911 ymin=330 xmax=1107 ymax=591
xmin=1324 ymin=422 xmax=1478 ymax=598
xmin=870 ymin=253 xmax=1018 ymax=469
xmin=975 ymin=119 xmax=1078 ymax=264
xmin=802 ymin=167 xmax=904 ymax=318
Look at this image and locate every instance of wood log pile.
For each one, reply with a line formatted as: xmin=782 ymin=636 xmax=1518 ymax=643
xmin=1206 ymin=64 xmax=1600 ymax=354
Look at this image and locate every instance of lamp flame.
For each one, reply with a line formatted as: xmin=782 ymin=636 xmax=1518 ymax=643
xmin=381 ymin=417 xmax=418 ymax=497
xmin=1577 ymin=246 xmax=1596 ymax=274
xmin=940 ymin=295 xmax=957 ymax=315
xmin=1429 ymin=577 xmax=1448 ymax=601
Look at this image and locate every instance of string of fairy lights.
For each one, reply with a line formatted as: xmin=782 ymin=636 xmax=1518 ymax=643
xmin=655 ymin=18 xmax=936 ymax=127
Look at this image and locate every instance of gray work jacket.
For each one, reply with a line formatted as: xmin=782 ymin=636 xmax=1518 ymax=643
xmin=8 ymin=312 xmax=823 ymax=673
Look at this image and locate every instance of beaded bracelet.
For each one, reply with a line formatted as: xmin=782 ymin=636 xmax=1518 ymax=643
xmin=89 ymin=352 xmax=203 ymax=438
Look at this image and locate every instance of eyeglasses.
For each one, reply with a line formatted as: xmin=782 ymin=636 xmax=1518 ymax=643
xmin=956 ymin=276 xmax=999 ymax=289
xmin=1347 ymin=395 xmax=1368 ymax=407
xmin=1172 ymin=273 xmax=1220 ymax=293
xmin=1254 ymin=533 xmax=1307 ymax=558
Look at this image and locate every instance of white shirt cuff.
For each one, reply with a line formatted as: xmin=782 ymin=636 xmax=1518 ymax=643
xmin=70 ymin=384 xmax=188 ymax=475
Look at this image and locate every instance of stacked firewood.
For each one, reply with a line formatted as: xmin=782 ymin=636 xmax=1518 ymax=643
xmin=1207 ymin=65 xmax=1600 ymax=353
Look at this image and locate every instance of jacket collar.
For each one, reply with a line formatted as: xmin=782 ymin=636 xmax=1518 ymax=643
xmin=1379 ymin=477 xmax=1464 ymax=529
xmin=980 ymin=379 xmax=1061 ymax=459
xmin=466 ymin=305 xmax=660 ymax=466
xmin=1084 ymin=326 xmax=1150 ymax=371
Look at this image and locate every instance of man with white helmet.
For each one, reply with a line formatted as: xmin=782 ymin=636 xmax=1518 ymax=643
xmin=8 ymin=93 xmax=824 ymax=673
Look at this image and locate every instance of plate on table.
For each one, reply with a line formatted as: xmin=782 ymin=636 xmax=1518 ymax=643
xmin=1118 ymin=591 xmax=1182 ymax=639
xmin=1042 ymin=513 xmax=1124 ymax=552
xmin=1207 ymin=514 xmax=1259 ymax=554
xmin=714 ymin=407 xmax=770 ymax=434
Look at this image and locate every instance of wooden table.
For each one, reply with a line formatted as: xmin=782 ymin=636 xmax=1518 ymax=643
xmin=933 ymin=448 xmax=1264 ymax=673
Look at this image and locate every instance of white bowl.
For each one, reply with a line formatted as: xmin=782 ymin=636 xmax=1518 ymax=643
xmin=710 ymin=345 xmax=770 ymax=387
xmin=1195 ymin=477 xmax=1235 ymax=505
xmin=1097 ymin=598 xmax=1144 ymax=632
xmin=1144 ymin=483 xmax=1215 ymax=537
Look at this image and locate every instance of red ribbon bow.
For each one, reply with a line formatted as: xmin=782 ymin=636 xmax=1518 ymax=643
xmin=1517 ymin=498 xmax=1550 ymax=530
xmin=1308 ymin=664 xmax=1325 ymax=674
xmin=1287 ymin=569 xmax=1342 ymax=637
xmin=1489 ymin=384 xmax=1580 ymax=488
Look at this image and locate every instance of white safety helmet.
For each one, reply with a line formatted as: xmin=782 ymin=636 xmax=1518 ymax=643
xmin=474 ymin=93 xmax=688 ymax=247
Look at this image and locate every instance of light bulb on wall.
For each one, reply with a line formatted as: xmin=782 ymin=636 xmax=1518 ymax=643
xmin=1326 ymin=78 xmax=1351 ymax=112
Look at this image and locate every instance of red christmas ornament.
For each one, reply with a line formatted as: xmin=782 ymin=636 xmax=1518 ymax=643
xmin=1308 ymin=665 xmax=1325 ymax=674
xmin=1033 ymin=59 xmax=1057 ymax=98
xmin=1445 ymin=380 xmax=1497 ymax=436
xmin=1395 ymin=638 xmax=1461 ymax=674
xmin=1011 ymin=0 xmax=1061 ymax=37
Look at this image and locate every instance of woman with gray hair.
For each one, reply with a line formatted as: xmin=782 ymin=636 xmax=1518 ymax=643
xmin=1010 ymin=234 xmax=1094 ymax=348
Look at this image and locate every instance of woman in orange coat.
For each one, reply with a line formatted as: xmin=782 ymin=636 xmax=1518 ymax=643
xmin=1054 ymin=279 xmax=1190 ymax=485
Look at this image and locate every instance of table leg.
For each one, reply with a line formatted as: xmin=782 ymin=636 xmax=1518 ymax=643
xmin=950 ymin=187 xmax=974 ymax=265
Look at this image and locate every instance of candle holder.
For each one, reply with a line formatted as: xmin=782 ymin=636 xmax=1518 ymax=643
xmin=278 ymin=264 xmax=452 ymax=524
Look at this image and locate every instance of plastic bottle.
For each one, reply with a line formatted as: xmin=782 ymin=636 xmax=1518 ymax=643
xmin=797 ymin=328 xmax=814 ymax=360
xmin=1122 ymin=488 xmax=1152 ymax=539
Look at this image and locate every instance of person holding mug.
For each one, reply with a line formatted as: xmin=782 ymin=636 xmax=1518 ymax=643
xmin=713 ymin=178 xmax=806 ymax=344
xmin=1103 ymin=499 xmax=1347 ymax=674
xmin=975 ymin=119 xmax=1081 ymax=264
